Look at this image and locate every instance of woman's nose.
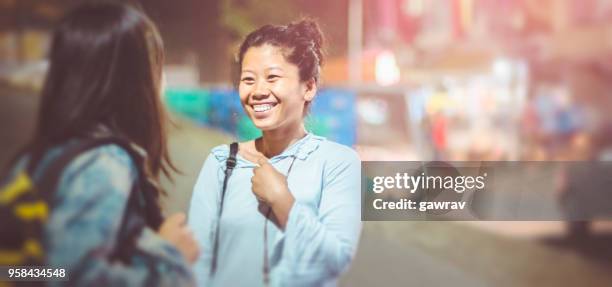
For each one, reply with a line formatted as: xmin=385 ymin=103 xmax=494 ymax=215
xmin=252 ymin=80 xmax=270 ymax=99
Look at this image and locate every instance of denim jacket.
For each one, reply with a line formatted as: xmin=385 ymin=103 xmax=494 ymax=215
xmin=4 ymin=140 xmax=195 ymax=287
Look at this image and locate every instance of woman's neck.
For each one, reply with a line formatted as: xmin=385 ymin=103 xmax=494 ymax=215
xmin=257 ymin=124 xmax=307 ymax=158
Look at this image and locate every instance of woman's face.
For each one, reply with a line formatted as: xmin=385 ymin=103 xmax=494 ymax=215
xmin=239 ymin=44 xmax=316 ymax=132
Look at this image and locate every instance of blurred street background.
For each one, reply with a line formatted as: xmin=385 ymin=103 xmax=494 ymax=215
xmin=1 ymin=0 xmax=612 ymax=286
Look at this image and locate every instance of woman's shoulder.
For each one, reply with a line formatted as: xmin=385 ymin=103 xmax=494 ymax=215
xmin=58 ymin=143 xmax=138 ymax=190
xmin=2 ymin=142 xmax=135 ymax=187
xmin=68 ymin=143 xmax=136 ymax=171
xmin=316 ymin=139 xmax=360 ymax=164
xmin=24 ymin=141 xmax=140 ymax=207
xmin=208 ymin=143 xmax=233 ymax=164
xmin=208 ymin=140 xmax=259 ymax=165
xmin=313 ymin=139 xmax=361 ymax=183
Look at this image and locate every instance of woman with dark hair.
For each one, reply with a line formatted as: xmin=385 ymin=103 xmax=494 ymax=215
xmin=189 ymin=20 xmax=362 ymax=286
xmin=2 ymin=2 xmax=198 ymax=286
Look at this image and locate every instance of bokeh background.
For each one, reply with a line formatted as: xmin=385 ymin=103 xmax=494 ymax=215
xmin=1 ymin=0 xmax=611 ymax=286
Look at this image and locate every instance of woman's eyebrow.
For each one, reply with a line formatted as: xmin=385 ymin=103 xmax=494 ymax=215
xmin=241 ymin=67 xmax=283 ymax=74
xmin=266 ymin=66 xmax=284 ymax=72
xmin=241 ymin=69 xmax=255 ymax=74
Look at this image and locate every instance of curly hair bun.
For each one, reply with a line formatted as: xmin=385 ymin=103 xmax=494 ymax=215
xmin=287 ymin=19 xmax=324 ymax=65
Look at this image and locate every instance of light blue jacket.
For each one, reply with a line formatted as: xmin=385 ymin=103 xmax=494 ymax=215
xmin=188 ymin=133 xmax=362 ymax=287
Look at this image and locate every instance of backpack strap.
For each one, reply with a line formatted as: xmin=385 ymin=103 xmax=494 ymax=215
xmin=210 ymin=142 xmax=238 ymax=275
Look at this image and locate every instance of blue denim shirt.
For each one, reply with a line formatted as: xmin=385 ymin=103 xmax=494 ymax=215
xmin=188 ymin=133 xmax=362 ymax=287
xmin=5 ymin=141 xmax=195 ymax=286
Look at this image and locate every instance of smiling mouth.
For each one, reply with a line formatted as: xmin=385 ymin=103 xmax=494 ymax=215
xmin=251 ymin=103 xmax=278 ymax=112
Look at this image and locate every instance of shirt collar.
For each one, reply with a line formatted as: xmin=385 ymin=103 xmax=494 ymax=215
xmin=271 ymin=132 xmax=324 ymax=161
xmin=212 ymin=133 xmax=324 ymax=168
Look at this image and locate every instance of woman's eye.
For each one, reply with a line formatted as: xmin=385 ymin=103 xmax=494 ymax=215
xmin=241 ymin=77 xmax=254 ymax=83
xmin=267 ymin=75 xmax=280 ymax=81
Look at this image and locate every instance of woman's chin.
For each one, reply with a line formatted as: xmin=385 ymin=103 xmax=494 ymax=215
xmin=251 ymin=118 xmax=278 ymax=131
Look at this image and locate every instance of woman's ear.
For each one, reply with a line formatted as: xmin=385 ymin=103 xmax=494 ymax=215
xmin=302 ymin=78 xmax=317 ymax=102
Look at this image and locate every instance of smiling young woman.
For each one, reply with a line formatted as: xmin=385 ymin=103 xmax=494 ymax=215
xmin=239 ymin=44 xmax=316 ymax=136
xmin=188 ymin=19 xmax=362 ymax=287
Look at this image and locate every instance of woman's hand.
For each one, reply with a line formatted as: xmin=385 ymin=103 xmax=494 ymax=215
xmin=158 ymin=213 xmax=200 ymax=264
xmin=252 ymin=156 xmax=295 ymax=229
xmin=251 ymin=157 xmax=290 ymax=204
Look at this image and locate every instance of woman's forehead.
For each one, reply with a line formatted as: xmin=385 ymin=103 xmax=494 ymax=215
xmin=242 ymin=45 xmax=294 ymax=72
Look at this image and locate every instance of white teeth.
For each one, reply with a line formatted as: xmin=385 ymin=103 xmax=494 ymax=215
xmin=253 ymin=104 xmax=274 ymax=112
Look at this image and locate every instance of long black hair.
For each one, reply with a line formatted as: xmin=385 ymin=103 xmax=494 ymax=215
xmin=25 ymin=1 xmax=175 ymax=188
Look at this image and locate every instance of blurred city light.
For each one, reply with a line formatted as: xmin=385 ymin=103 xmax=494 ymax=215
xmin=375 ymin=50 xmax=400 ymax=86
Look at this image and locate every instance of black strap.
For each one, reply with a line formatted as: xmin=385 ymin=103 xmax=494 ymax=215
xmin=210 ymin=142 xmax=238 ymax=275
xmin=219 ymin=142 xmax=238 ymax=215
